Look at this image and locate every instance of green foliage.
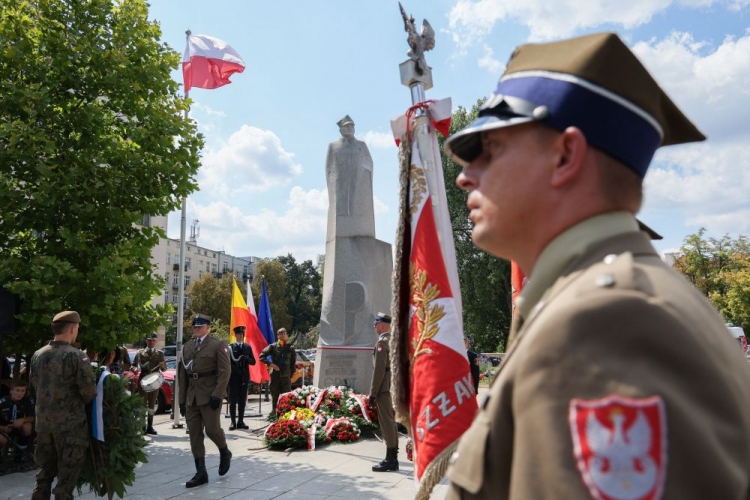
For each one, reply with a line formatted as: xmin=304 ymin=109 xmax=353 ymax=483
xmin=252 ymin=259 xmax=292 ymax=331
xmin=185 ymin=274 xmax=233 ymax=326
xmin=674 ymin=228 xmax=750 ymax=329
xmin=297 ymin=324 xmax=320 ymax=350
xmin=78 ymin=370 xmax=148 ymax=498
xmin=0 ymin=0 xmax=203 ymax=354
xmin=437 ymin=100 xmax=513 ymax=352
xmin=278 ymin=254 xmax=322 ymax=336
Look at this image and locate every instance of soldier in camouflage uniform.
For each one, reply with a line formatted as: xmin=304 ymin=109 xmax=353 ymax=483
xmin=259 ymin=328 xmax=296 ymax=415
xmin=133 ymin=333 xmax=166 ymax=435
xmin=29 ymin=311 xmax=97 ymax=500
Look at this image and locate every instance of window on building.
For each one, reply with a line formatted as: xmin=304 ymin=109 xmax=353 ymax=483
xmin=184 ymin=276 xmax=191 ymax=287
xmin=185 ymin=257 xmax=191 ymax=270
xmin=212 ymin=263 xmax=217 ymax=273
xmin=165 ymin=292 xmax=169 ymax=304
xmin=140 ymin=214 xmax=151 ymax=227
xmin=166 ymin=253 xmax=170 ymax=264
xmin=222 ymin=261 xmax=229 ymax=272
xmin=199 ymin=271 xmax=203 ymax=279
xmin=173 ymin=275 xmax=179 ymax=286
xmin=206 ymin=262 xmax=210 ymax=271
xmin=166 ymin=272 xmax=170 ymax=283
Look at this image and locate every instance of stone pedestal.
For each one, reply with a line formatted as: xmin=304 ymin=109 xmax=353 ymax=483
xmin=313 ymin=347 xmax=374 ymax=394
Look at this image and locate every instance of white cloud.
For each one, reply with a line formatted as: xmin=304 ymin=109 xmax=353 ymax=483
xmin=631 ymin=30 xmax=750 ymax=140
xmin=363 ymin=130 xmax=396 ymax=150
xmin=178 ymin=186 xmax=329 ymax=261
xmin=191 ymin=102 xmax=226 ymax=118
xmin=374 ymin=196 xmax=389 ymax=214
xmin=478 ymin=44 xmax=505 ymax=74
xmin=199 ymin=125 xmax=302 ymax=195
xmin=446 ymin=0 xmax=744 ymax=51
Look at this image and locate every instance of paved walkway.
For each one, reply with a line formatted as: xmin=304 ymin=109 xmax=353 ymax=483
xmin=0 ymin=393 xmax=462 ymax=499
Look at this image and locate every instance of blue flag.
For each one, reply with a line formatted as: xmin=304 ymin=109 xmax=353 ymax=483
xmin=257 ymin=278 xmax=275 ymax=348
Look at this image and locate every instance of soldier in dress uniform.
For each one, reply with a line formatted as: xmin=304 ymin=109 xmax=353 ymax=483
xmin=227 ymin=326 xmax=255 ymax=430
xmin=177 ymin=314 xmax=232 ymax=488
xmin=29 ymin=311 xmax=97 ymax=500
xmin=369 ymin=312 xmax=399 ymax=472
xmin=443 ymin=32 xmax=750 ymax=499
xmin=133 ymin=333 xmax=166 ymax=435
xmin=259 ymin=328 xmax=296 ymax=415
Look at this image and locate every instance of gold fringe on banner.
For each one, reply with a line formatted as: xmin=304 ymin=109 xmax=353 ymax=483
xmin=390 ymin=137 xmax=413 ymax=430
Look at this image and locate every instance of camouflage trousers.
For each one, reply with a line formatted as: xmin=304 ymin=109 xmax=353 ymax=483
xmin=32 ymin=426 xmax=88 ymax=500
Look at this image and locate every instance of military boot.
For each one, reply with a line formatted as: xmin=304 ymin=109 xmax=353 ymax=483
xmin=218 ymin=446 xmax=232 ymax=476
xmin=372 ymin=447 xmax=399 ymax=472
xmin=146 ymin=415 xmax=157 ymax=435
xmin=186 ymin=458 xmax=208 ymax=488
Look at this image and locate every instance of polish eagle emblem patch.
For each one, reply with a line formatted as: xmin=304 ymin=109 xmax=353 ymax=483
xmin=569 ymin=394 xmax=667 ymax=500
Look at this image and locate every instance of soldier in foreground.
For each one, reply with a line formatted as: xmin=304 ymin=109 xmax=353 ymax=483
xmin=178 ymin=314 xmax=232 ymax=488
xmin=29 ymin=311 xmax=97 ymax=500
xmin=227 ymin=325 xmax=255 ymax=430
xmin=260 ymin=328 xmax=295 ymax=415
xmin=133 ymin=333 xmax=166 ymax=435
xmin=369 ymin=312 xmax=399 ymax=472
xmin=443 ymin=32 xmax=750 ymax=499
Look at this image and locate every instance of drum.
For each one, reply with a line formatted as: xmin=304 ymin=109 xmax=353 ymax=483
xmin=140 ymin=371 xmax=164 ymax=393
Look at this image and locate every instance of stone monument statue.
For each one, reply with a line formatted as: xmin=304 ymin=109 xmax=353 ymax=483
xmin=314 ymin=116 xmax=393 ymax=394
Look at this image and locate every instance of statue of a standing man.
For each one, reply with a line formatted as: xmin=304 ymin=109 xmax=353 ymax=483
xmin=325 ymin=115 xmax=375 ymax=239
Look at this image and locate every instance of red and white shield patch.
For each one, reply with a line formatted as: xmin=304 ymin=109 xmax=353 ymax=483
xmin=569 ymin=394 xmax=667 ymax=500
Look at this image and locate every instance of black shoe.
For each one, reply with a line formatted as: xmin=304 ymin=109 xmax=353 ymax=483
xmin=186 ymin=458 xmax=208 ymax=488
xmin=372 ymin=448 xmax=399 ymax=472
xmin=236 ymin=422 xmax=249 ymax=429
xmin=228 ymin=424 xmax=236 ymax=430
xmin=218 ymin=447 xmax=232 ymax=476
xmin=146 ymin=427 xmax=158 ymax=435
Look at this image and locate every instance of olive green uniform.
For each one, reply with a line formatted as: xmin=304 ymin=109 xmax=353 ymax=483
xmin=29 ymin=341 xmax=96 ymax=500
xmin=259 ymin=342 xmax=296 ymax=412
xmin=370 ymin=332 xmax=397 ymax=448
xmin=134 ymin=347 xmax=165 ymax=410
xmin=446 ymin=213 xmax=750 ymax=499
xmin=178 ymin=335 xmax=231 ymax=458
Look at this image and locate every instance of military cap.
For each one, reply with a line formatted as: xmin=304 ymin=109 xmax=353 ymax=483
xmin=233 ymin=325 xmax=246 ymax=334
xmin=145 ymin=333 xmax=158 ymax=340
xmin=192 ymin=314 xmax=211 ymax=326
xmin=337 ymin=115 xmax=354 ymax=127
xmin=52 ymin=311 xmax=80 ymax=324
xmin=375 ymin=312 xmax=392 ymax=324
xmin=445 ymin=32 xmax=705 ymax=178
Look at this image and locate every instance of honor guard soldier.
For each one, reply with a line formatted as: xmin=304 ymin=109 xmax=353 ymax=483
xmin=369 ymin=312 xmax=399 ymax=472
xmin=177 ymin=314 xmax=232 ymax=488
xmin=228 ymin=326 xmax=256 ymax=430
xmin=29 ymin=311 xmax=97 ymax=500
xmin=260 ymin=328 xmax=296 ymax=415
xmin=443 ymin=32 xmax=750 ymax=499
xmin=133 ymin=333 xmax=166 ymax=435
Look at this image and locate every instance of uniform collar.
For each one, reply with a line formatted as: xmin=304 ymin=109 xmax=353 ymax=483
xmin=516 ymin=211 xmax=639 ymax=322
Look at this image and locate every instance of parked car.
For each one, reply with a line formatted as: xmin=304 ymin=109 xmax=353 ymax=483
xmin=291 ymin=351 xmax=314 ymax=388
xmin=163 ymin=345 xmax=177 ymax=357
xmin=727 ymin=324 xmax=749 ymax=359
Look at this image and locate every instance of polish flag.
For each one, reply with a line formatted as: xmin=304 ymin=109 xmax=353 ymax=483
xmin=230 ymin=279 xmax=270 ymax=383
xmin=182 ymin=34 xmax=245 ymax=92
xmin=511 ymin=261 xmax=526 ymax=316
xmin=390 ymin=98 xmax=452 ymax=147
xmin=391 ymin=99 xmax=477 ymax=494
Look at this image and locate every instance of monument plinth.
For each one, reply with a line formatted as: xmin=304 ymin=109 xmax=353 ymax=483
xmin=314 ymin=115 xmax=393 ymax=394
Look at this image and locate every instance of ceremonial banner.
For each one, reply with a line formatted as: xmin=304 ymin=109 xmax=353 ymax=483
xmin=257 ymin=279 xmax=275 ymax=346
xmin=230 ymin=279 xmax=270 ymax=383
xmin=183 ymin=33 xmax=245 ymax=91
xmin=390 ymin=99 xmax=478 ymax=496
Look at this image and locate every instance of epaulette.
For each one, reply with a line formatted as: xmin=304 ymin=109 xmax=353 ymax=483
xmin=574 ymin=251 xmax=651 ymax=297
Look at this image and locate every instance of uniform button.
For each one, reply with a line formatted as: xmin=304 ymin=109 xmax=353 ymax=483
xmin=450 ymin=451 xmax=459 ymax=464
xmin=596 ymin=273 xmax=616 ymax=288
xmin=603 ymin=254 xmax=618 ymax=264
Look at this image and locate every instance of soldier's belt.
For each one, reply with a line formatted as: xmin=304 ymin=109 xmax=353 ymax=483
xmin=188 ymin=370 xmax=217 ymax=380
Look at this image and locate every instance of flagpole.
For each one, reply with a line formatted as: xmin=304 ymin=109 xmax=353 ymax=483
xmin=172 ymin=28 xmax=192 ymax=430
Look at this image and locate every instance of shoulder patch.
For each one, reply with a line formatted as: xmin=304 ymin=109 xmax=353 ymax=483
xmin=569 ymin=394 xmax=667 ymax=500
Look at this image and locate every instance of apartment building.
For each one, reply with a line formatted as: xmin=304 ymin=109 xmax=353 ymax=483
xmin=142 ymin=215 xmax=260 ymax=344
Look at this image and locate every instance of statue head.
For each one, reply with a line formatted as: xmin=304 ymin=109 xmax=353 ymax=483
xmin=337 ymin=115 xmax=355 ymax=139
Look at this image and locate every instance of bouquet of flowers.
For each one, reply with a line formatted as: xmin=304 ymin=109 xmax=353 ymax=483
xmin=275 ymin=392 xmax=305 ymax=417
xmin=344 ymin=393 xmax=379 ymax=432
xmin=321 ymin=386 xmax=348 ymax=417
xmin=279 ymin=407 xmax=316 ymax=422
xmin=264 ymin=419 xmax=310 ymax=448
xmin=325 ymin=418 xmax=361 ymax=443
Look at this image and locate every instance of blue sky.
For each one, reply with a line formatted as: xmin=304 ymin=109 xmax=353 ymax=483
xmin=149 ymin=0 xmax=750 ymax=261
